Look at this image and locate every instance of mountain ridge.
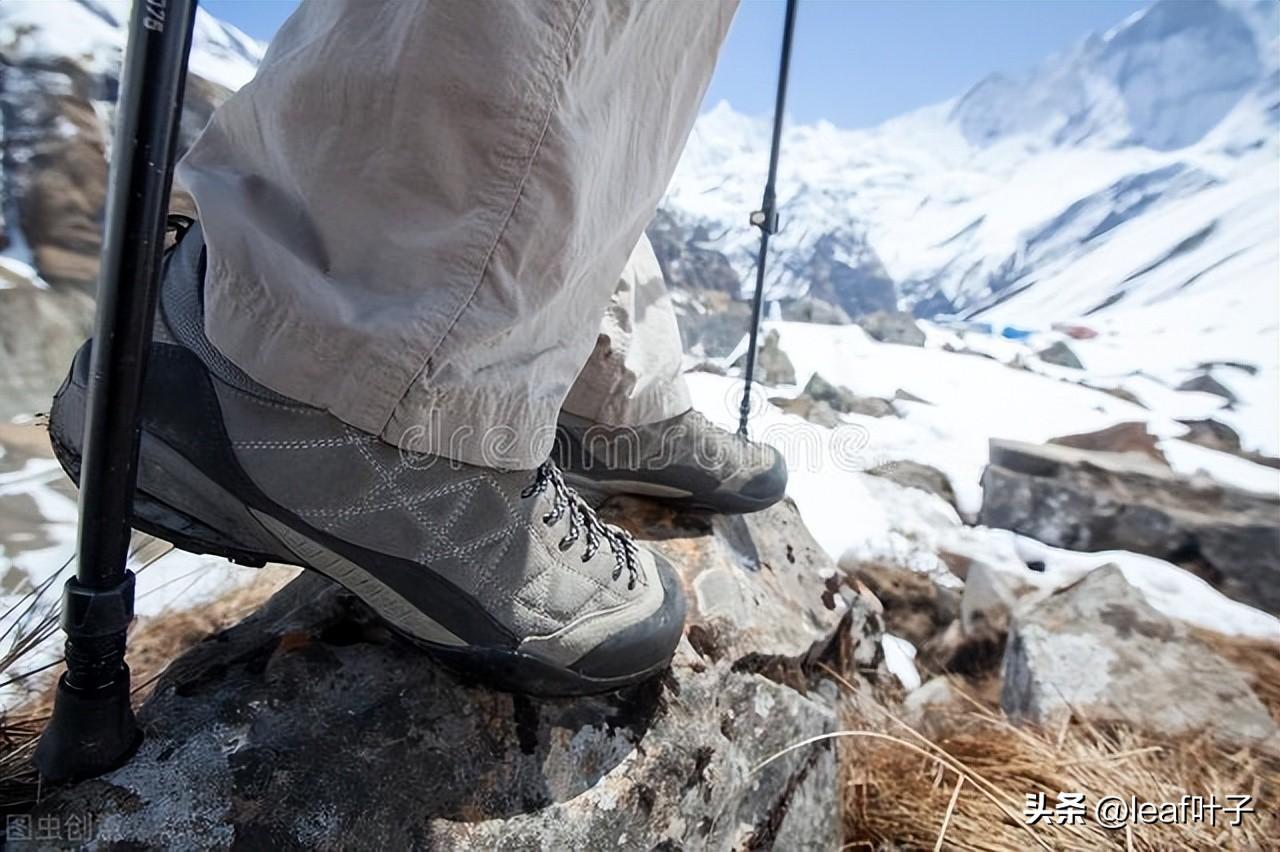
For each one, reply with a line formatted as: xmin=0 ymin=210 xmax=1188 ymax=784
xmin=664 ymin=0 xmax=1276 ymax=315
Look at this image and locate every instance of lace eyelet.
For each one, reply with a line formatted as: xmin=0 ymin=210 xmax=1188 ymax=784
xmin=558 ymin=538 xmax=573 ymax=552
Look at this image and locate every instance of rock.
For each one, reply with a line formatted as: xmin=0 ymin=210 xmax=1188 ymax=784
xmin=673 ymin=291 xmax=753 ymax=358
xmin=1175 ymin=418 xmax=1280 ymax=469
xmin=857 ymin=311 xmax=926 ymax=347
xmin=802 ymin=373 xmax=898 ymax=419
xmin=847 ymin=397 xmax=895 ymax=418
xmin=1001 ymin=566 xmax=1277 ymax=746
xmin=646 ymin=209 xmax=741 ymax=294
xmin=893 ymin=388 xmax=932 ymax=405
xmin=732 ymin=328 xmax=795 ymax=385
xmin=1194 ymin=360 xmax=1258 ymax=377
xmin=1176 ymin=418 xmax=1241 ymax=453
xmin=792 ymin=233 xmax=899 ymax=320
xmin=686 ymin=359 xmax=727 ymax=377
xmin=1083 ymin=382 xmax=1146 ymax=408
xmin=757 ymin=329 xmax=797 ymax=386
xmin=770 ymin=395 xmax=843 ymax=429
xmin=779 ymin=296 xmax=851 ymax=325
xmin=31 ymin=500 xmax=880 ymax=850
xmin=1035 ymin=340 xmax=1084 ymax=369
xmin=960 ymin=562 xmax=1040 ymax=635
xmin=1049 ymin=421 xmax=1167 ymax=464
xmin=902 ymin=676 xmax=964 ymax=733
xmin=1176 ymin=371 xmax=1237 ymax=405
xmin=841 ymin=560 xmax=958 ymax=653
xmin=803 ymin=373 xmax=857 ymax=411
xmin=865 ymin=461 xmax=957 ymax=511
xmin=979 ymin=438 xmax=1280 ymax=615
xmin=0 ymin=288 xmax=95 ymax=420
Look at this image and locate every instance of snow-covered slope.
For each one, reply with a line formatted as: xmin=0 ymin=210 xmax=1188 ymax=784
xmin=0 ymin=0 xmax=263 ymax=91
xmin=663 ymin=0 xmax=1278 ymax=354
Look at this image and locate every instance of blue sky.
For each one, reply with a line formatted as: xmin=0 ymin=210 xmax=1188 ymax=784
xmin=204 ymin=0 xmax=1148 ymax=128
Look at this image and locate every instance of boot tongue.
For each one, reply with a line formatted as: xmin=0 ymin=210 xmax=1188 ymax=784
xmin=158 ymin=222 xmax=291 ymax=402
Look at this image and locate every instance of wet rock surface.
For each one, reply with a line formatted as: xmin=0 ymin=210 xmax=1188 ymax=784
xmin=979 ymin=438 xmax=1280 ymax=614
xmin=29 ymin=499 xmax=881 ymax=850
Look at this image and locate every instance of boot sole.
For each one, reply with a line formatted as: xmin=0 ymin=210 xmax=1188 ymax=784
xmin=49 ymin=416 xmax=670 ymax=698
xmin=563 ymin=471 xmax=781 ymax=514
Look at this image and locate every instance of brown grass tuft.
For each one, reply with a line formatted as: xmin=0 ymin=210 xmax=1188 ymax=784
xmin=1 ymin=566 xmax=296 ymax=812
xmin=833 ymin=661 xmax=1279 ymax=851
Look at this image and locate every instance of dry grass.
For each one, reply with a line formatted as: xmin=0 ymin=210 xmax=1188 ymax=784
xmin=1195 ymin=629 xmax=1280 ymax=725
xmin=1 ymin=565 xmax=295 ymax=812
xmin=832 ymin=633 xmax=1280 ymax=852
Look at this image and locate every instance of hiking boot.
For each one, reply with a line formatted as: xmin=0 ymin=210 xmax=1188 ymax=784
xmin=47 ymin=223 xmax=685 ymax=696
xmin=552 ymin=409 xmax=787 ymax=514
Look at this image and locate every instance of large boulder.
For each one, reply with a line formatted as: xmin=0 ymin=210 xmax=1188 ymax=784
xmin=29 ymin=500 xmax=882 ymax=850
xmin=1001 ymin=566 xmax=1276 ymax=747
xmin=979 ymin=438 xmax=1280 ymax=614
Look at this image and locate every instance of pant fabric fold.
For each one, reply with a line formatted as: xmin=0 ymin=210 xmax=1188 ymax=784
xmin=177 ymin=0 xmax=735 ymax=469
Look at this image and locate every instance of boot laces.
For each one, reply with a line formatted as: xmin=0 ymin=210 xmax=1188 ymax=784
xmin=521 ymin=461 xmax=640 ymax=589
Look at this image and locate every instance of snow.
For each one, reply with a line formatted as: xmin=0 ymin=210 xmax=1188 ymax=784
xmin=881 ymin=634 xmax=922 ymax=691
xmin=0 ymin=452 xmax=266 ymax=704
xmin=1160 ymin=438 xmax=1280 ymax=496
xmin=687 ymin=319 xmax=1280 ymax=641
xmin=942 ymin=526 xmax=1280 ymax=640
xmin=0 ymin=0 xmax=264 ymax=92
xmin=0 ymin=0 xmax=1274 ymax=701
xmin=664 ymin=0 xmax=1278 ymax=457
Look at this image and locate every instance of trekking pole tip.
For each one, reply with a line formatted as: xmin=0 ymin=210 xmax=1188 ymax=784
xmin=34 ymin=667 xmax=142 ymax=783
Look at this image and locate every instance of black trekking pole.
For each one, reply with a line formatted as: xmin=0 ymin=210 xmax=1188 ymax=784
xmin=34 ymin=0 xmax=198 ymax=783
xmin=738 ymin=0 xmax=799 ymax=437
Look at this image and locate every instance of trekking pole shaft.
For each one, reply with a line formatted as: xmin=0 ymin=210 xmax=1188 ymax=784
xmin=35 ymin=0 xmax=197 ymax=783
xmin=739 ymin=0 xmax=798 ymax=435
xmin=78 ymin=0 xmax=197 ymax=598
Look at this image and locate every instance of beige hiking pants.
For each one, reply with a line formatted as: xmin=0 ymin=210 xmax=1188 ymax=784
xmin=176 ymin=0 xmax=736 ymax=469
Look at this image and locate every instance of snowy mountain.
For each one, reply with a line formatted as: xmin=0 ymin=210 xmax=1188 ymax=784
xmin=0 ymin=0 xmax=264 ymax=415
xmin=663 ymin=0 xmax=1278 ymax=350
xmin=0 ymin=0 xmax=1276 ymax=425
xmin=0 ymin=0 xmax=263 ymax=287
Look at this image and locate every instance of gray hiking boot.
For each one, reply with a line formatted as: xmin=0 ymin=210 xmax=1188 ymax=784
xmin=47 ymin=223 xmax=685 ymax=696
xmin=552 ymin=409 xmax=787 ymax=514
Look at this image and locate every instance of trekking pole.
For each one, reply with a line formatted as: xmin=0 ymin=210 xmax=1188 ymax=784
xmin=35 ymin=0 xmax=198 ymax=783
xmin=738 ymin=0 xmax=799 ymax=436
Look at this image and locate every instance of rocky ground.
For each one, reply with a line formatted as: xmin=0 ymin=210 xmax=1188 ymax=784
xmin=3 ymin=309 xmax=1279 ymax=847
xmin=12 ymin=495 xmax=888 ymax=850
